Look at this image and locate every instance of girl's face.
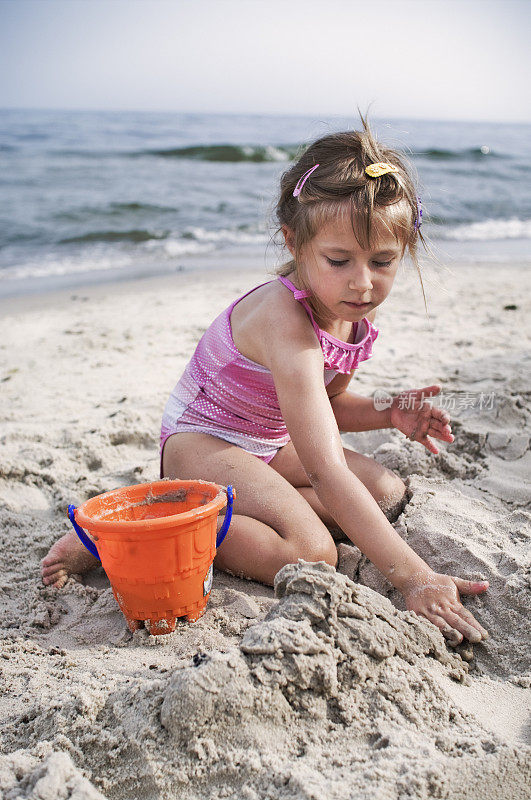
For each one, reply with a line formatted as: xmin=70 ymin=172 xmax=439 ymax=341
xmin=284 ymin=214 xmax=403 ymax=323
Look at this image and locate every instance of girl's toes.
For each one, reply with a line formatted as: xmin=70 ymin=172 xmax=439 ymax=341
xmin=41 ymin=562 xmax=61 ymax=577
xmin=41 ymin=557 xmax=63 ymax=573
xmin=44 ymin=572 xmax=68 ymax=589
xmin=42 ymin=567 xmax=67 ymax=586
xmin=41 ymin=565 xmax=63 ymax=581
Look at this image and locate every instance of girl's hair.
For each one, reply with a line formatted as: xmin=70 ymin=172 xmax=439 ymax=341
xmin=273 ymin=112 xmax=427 ymax=323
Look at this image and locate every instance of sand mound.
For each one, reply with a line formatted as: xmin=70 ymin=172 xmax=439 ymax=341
xmin=0 ymin=749 xmax=105 ymax=800
xmin=4 ymin=563 xmax=529 ymax=799
xmin=157 ymin=562 xmax=528 ymax=800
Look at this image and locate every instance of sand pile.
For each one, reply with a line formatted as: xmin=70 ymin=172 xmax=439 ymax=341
xmin=2 ymin=562 xmax=529 ymax=800
xmin=0 ymin=750 xmax=106 ymax=800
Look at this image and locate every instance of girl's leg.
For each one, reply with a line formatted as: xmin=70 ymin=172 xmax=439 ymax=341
xmin=269 ymin=441 xmax=407 ymax=524
xmin=41 ymin=433 xmax=404 ymax=589
xmin=162 ymin=432 xmax=338 ymax=586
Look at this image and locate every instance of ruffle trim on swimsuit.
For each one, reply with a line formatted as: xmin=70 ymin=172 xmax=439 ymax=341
xmin=320 ymin=327 xmax=378 ymax=374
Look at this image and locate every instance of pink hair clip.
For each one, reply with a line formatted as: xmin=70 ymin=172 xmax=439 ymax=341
xmin=293 ymin=164 xmax=319 ymax=197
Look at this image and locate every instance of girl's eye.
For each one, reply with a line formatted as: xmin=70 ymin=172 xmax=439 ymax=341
xmin=326 ymin=257 xmax=348 ymax=267
xmin=326 ymin=257 xmax=394 ymax=268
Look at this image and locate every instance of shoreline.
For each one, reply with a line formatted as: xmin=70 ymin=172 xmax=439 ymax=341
xmin=0 ymin=244 xmax=276 ymax=309
xmin=0 ymin=261 xmax=270 ymax=316
xmin=1 ymin=234 xmax=531 ymax=306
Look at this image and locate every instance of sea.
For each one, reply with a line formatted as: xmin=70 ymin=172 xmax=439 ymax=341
xmin=1 ymin=109 xmax=529 ymax=298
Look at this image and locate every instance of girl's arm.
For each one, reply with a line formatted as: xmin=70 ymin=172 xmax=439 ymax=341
xmin=330 ymin=390 xmax=392 ymax=431
xmin=266 ymin=301 xmax=488 ymax=645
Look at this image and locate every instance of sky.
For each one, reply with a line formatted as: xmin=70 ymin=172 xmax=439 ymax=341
xmin=0 ymin=0 xmax=530 ymax=122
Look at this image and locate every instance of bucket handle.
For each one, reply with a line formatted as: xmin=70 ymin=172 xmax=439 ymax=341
xmin=68 ymin=504 xmax=101 ymax=561
xmin=216 ymin=485 xmax=234 ymax=548
xmin=68 ymin=485 xmax=233 ymax=558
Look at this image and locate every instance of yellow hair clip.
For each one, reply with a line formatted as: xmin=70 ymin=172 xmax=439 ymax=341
xmin=365 ymin=162 xmax=399 ymax=178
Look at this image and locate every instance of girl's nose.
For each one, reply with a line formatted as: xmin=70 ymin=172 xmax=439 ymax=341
xmin=349 ymin=271 xmax=372 ymax=292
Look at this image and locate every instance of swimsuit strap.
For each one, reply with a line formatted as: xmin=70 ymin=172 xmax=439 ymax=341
xmin=277 ymin=276 xmax=322 ymax=338
xmin=277 ymin=275 xmax=311 ymax=300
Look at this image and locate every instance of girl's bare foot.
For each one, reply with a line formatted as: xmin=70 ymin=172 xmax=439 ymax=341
xmin=41 ymin=531 xmax=99 ymax=588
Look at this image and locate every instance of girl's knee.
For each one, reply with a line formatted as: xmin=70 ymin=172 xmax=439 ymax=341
xmin=289 ymin=537 xmax=338 ymax=569
xmin=376 ymin=471 xmax=407 ymax=522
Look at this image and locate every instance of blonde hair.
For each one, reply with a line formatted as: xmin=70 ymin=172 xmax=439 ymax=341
xmin=272 ymin=113 xmax=427 ymax=323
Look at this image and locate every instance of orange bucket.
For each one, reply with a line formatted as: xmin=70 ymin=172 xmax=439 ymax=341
xmin=68 ymin=479 xmax=234 ymax=634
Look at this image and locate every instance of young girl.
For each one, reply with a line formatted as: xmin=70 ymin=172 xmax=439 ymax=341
xmin=42 ymin=119 xmax=488 ymax=645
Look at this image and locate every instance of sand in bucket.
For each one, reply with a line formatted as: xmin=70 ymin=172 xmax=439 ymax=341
xmin=68 ymin=479 xmax=234 ymax=634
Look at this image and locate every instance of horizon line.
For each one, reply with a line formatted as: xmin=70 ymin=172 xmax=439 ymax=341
xmin=0 ymin=106 xmax=530 ymax=127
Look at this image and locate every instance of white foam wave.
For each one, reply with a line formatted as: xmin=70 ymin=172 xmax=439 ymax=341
xmin=262 ymin=145 xmax=291 ymax=162
xmin=141 ymin=227 xmax=267 ymax=258
xmin=183 ymin=226 xmax=267 ymax=245
xmin=442 ymin=218 xmax=531 ymax=241
xmin=141 ymin=238 xmax=216 ymax=257
xmin=0 ymin=252 xmax=133 ymax=281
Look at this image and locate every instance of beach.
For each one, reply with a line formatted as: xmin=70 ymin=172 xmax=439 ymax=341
xmin=0 ymin=256 xmax=530 ymax=799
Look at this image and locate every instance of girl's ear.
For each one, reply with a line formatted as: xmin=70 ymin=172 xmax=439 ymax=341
xmin=281 ymin=225 xmax=296 ymax=257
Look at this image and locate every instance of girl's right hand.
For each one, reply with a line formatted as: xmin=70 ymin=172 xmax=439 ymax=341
xmin=400 ymin=571 xmax=489 ymax=645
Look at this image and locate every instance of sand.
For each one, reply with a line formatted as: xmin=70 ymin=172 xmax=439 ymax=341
xmin=0 ymin=258 xmax=530 ymax=799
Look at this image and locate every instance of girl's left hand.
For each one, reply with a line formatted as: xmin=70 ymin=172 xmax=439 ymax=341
xmin=390 ymin=384 xmax=454 ymax=455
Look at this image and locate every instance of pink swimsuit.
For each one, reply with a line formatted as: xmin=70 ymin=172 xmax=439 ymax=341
xmin=160 ymin=276 xmax=379 ymax=476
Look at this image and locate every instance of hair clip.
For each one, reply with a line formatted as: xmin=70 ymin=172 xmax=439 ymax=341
xmin=414 ymin=196 xmax=423 ymax=232
xmin=365 ymin=162 xmax=399 ymax=178
xmin=293 ymin=164 xmax=319 ymax=197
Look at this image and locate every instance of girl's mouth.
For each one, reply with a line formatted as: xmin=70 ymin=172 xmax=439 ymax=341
xmin=344 ymin=301 xmax=371 ymax=308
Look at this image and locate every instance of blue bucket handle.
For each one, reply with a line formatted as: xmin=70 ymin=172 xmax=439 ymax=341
xmin=216 ymin=485 xmax=234 ymax=547
xmin=68 ymin=484 xmax=234 ymax=558
xmin=68 ymin=504 xmax=100 ymax=560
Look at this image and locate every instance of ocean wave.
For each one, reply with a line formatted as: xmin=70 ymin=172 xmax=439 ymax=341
xmin=180 ymin=226 xmax=267 ymax=244
xmin=59 ymin=229 xmax=169 ymax=244
xmin=106 ymin=201 xmax=179 ymax=213
xmin=52 ymin=202 xmax=179 ymax=222
xmin=0 ymin=230 xmax=45 ymax=248
xmin=34 ymin=143 xmax=511 ymax=164
xmin=138 ymin=144 xmax=297 ymax=162
xmin=414 ymin=146 xmax=504 ymax=160
xmin=47 ymin=143 xmax=299 ymax=162
xmin=440 ymin=218 xmax=531 ymax=241
xmin=18 ymin=132 xmax=50 ymax=141
xmin=0 ymin=252 xmax=133 ymax=281
xmin=141 ymin=238 xmax=217 ymax=257
xmin=141 ymin=226 xmax=267 ymax=256
xmin=56 ymin=225 xmax=266 ymax=249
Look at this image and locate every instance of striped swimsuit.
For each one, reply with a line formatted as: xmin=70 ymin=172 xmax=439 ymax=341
xmin=160 ymin=276 xmax=379 ymax=475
